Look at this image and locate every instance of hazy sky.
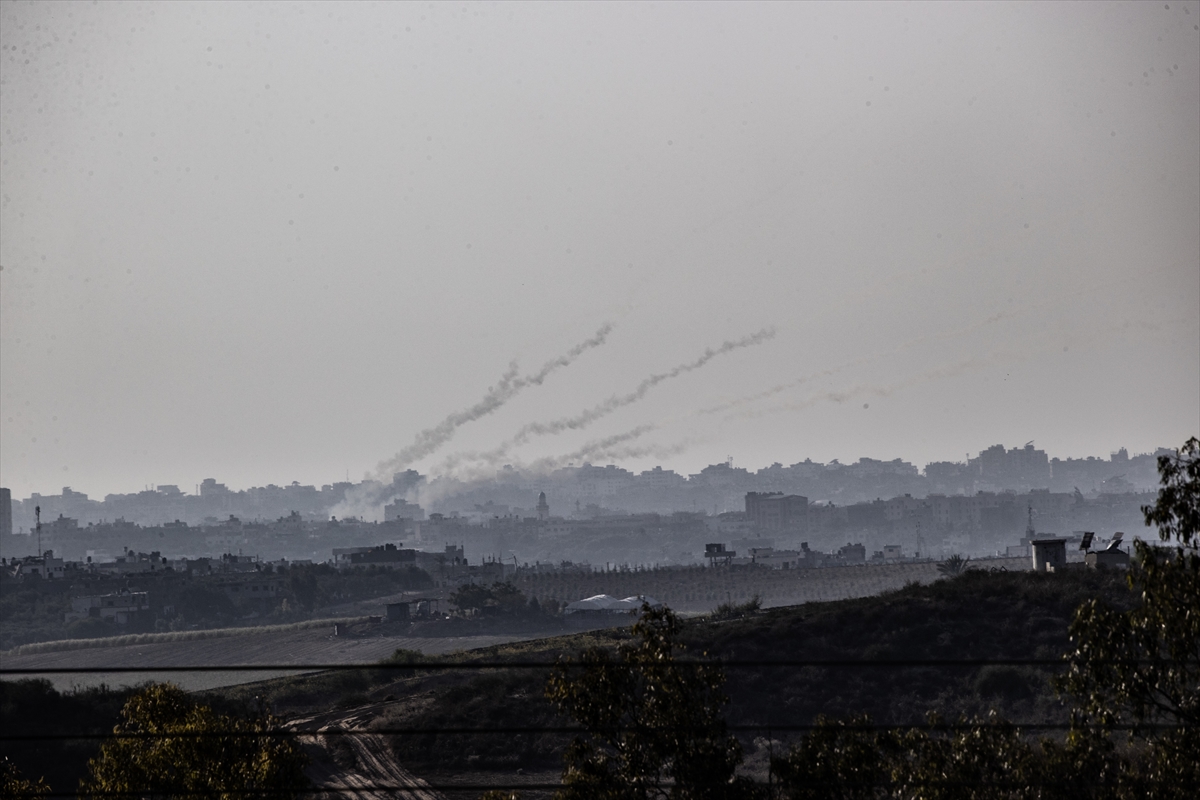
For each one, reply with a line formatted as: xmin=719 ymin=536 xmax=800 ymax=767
xmin=2 ymin=1 xmax=1197 ymax=499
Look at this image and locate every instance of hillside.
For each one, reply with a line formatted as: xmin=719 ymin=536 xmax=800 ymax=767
xmin=1 ymin=567 xmax=1133 ymax=795
xmin=240 ymin=567 xmax=1132 ymax=790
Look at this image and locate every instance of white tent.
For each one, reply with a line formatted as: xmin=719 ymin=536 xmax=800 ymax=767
xmin=565 ymin=594 xmax=663 ymax=615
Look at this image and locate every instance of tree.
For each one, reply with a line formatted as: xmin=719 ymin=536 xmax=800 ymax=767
xmin=936 ymin=554 xmax=970 ymax=578
xmin=545 ymin=605 xmax=757 ymax=800
xmin=1058 ymin=437 xmax=1199 ymax=731
xmin=450 ymin=582 xmax=497 ymax=615
xmin=450 ymin=581 xmax=533 ymax=617
xmin=773 ymin=437 xmax=1200 ymax=799
xmin=711 ymin=595 xmax=761 ymax=622
xmin=774 ymin=711 xmax=1060 ymax=800
xmin=1141 ymin=437 xmax=1200 ymax=548
xmin=771 ymin=714 xmax=901 ymax=800
xmin=1 ymin=757 xmax=50 ymax=797
xmin=490 ymin=581 xmax=530 ymax=615
xmin=173 ymin=584 xmax=237 ymax=625
xmin=80 ymin=683 xmax=311 ymax=799
xmin=1054 ymin=437 xmax=1199 ymax=798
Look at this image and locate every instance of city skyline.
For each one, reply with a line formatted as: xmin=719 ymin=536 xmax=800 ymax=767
xmin=2 ymin=438 xmax=1171 ymax=503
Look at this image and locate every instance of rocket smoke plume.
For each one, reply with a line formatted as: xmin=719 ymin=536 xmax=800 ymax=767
xmin=332 ymin=324 xmax=613 ymax=520
xmin=437 ymin=326 xmax=776 ymax=472
xmin=699 ymin=279 xmax=1136 ymax=418
xmin=415 ymin=425 xmax=695 ymax=509
xmin=371 ymin=323 xmax=613 ymax=479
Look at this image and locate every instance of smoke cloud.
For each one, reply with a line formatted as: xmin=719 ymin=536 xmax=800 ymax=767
xmin=523 ymin=424 xmax=659 ymax=472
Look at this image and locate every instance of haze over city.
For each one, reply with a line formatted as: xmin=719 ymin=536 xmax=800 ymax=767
xmin=3 ymin=5 xmax=1199 ymax=798
xmin=2 ymin=1 xmax=1198 ymax=499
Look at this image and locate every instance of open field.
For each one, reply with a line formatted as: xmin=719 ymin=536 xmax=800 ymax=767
xmin=1 ymin=621 xmax=549 ymax=692
xmin=2 ymin=557 xmax=1032 ymax=692
xmin=517 ymin=555 xmax=1032 ymax=611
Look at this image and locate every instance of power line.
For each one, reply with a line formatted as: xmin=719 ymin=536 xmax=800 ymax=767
xmin=0 ymin=657 xmax=1099 ymax=676
xmin=0 ymin=721 xmax=1182 ymax=743
xmin=12 ymin=776 xmax=1169 ymax=799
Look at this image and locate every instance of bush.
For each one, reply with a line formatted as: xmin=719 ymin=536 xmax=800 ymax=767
xmin=711 ymin=595 xmax=761 ymax=621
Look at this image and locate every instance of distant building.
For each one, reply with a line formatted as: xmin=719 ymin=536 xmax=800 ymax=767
xmin=537 ymin=491 xmax=550 ymax=522
xmin=384 ymin=498 xmax=425 ymax=522
xmin=838 ymin=543 xmax=867 ymax=564
xmin=745 ymin=492 xmax=809 ymax=532
xmin=972 ymin=442 xmax=1051 ymax=491
xmin=745 ymin=547 xmax=806 ymax=569
xmin=9 ymin=550 xmax=66 ymax=580
xmin=0 ymin=487 xmax=11 ymax=537
xmin=67 ymin=590 xmax=150 ymax=625
xmin=213 ymin=575 xmax=284 ymax=604
xmin=335 ymin=542 xmax=416 ymax=569
xmin=638 ymin=466 xmax=688 ymax=490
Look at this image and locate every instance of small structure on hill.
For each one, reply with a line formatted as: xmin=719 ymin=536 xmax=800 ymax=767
xmin=1083 ymin=531 xmax=1130 ymax=570
xmin=1031 ymin=538 xmax=1068 ymax=572
xmin=386 ymin=598 xmax=440 ymax=621
xmin=705 ymin=543 xmax=735 ymax=566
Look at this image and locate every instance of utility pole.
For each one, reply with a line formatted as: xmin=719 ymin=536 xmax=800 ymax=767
xmin=35 ymin=505 xmax=42 ymax=557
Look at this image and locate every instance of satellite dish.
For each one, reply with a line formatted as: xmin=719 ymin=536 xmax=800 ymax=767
xmin=1104 ymin=532 xmax=1124 ymax=552
xmin=1079 ymin=532 xmax=1094 ymax=551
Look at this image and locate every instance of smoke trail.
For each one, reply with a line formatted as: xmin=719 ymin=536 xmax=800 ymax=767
xmin=414 ymin=430 xmax=697 ymax=510
xmin=721 ymin=353 xmax=1006 ymax=422
xmin=526 ymin=437 xmax=696 ymax=474
xmin=523 ymin=424 xmax=659 ymax=472
xmin=410 ymin=425 xmax=663 ymax=508
xmin=371 ymin=323 xmax=613 ymax=479
xmin=437 ymin=326 xmax=776 ymax=472
xmin=330 ymin=323 xmax=613 ymax=520
xmin=701 ymin=275 xmax=1147 ymax=419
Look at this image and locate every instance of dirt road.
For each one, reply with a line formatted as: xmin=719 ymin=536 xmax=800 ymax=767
xmin=1 ymin=626 xmax=549 ymax=692
xmin=294 ymin=702 xmax=445 ymax=800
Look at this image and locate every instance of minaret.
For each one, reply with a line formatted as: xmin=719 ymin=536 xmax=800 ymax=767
xmin=536 ymin=492 xmax=549 ymax=522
